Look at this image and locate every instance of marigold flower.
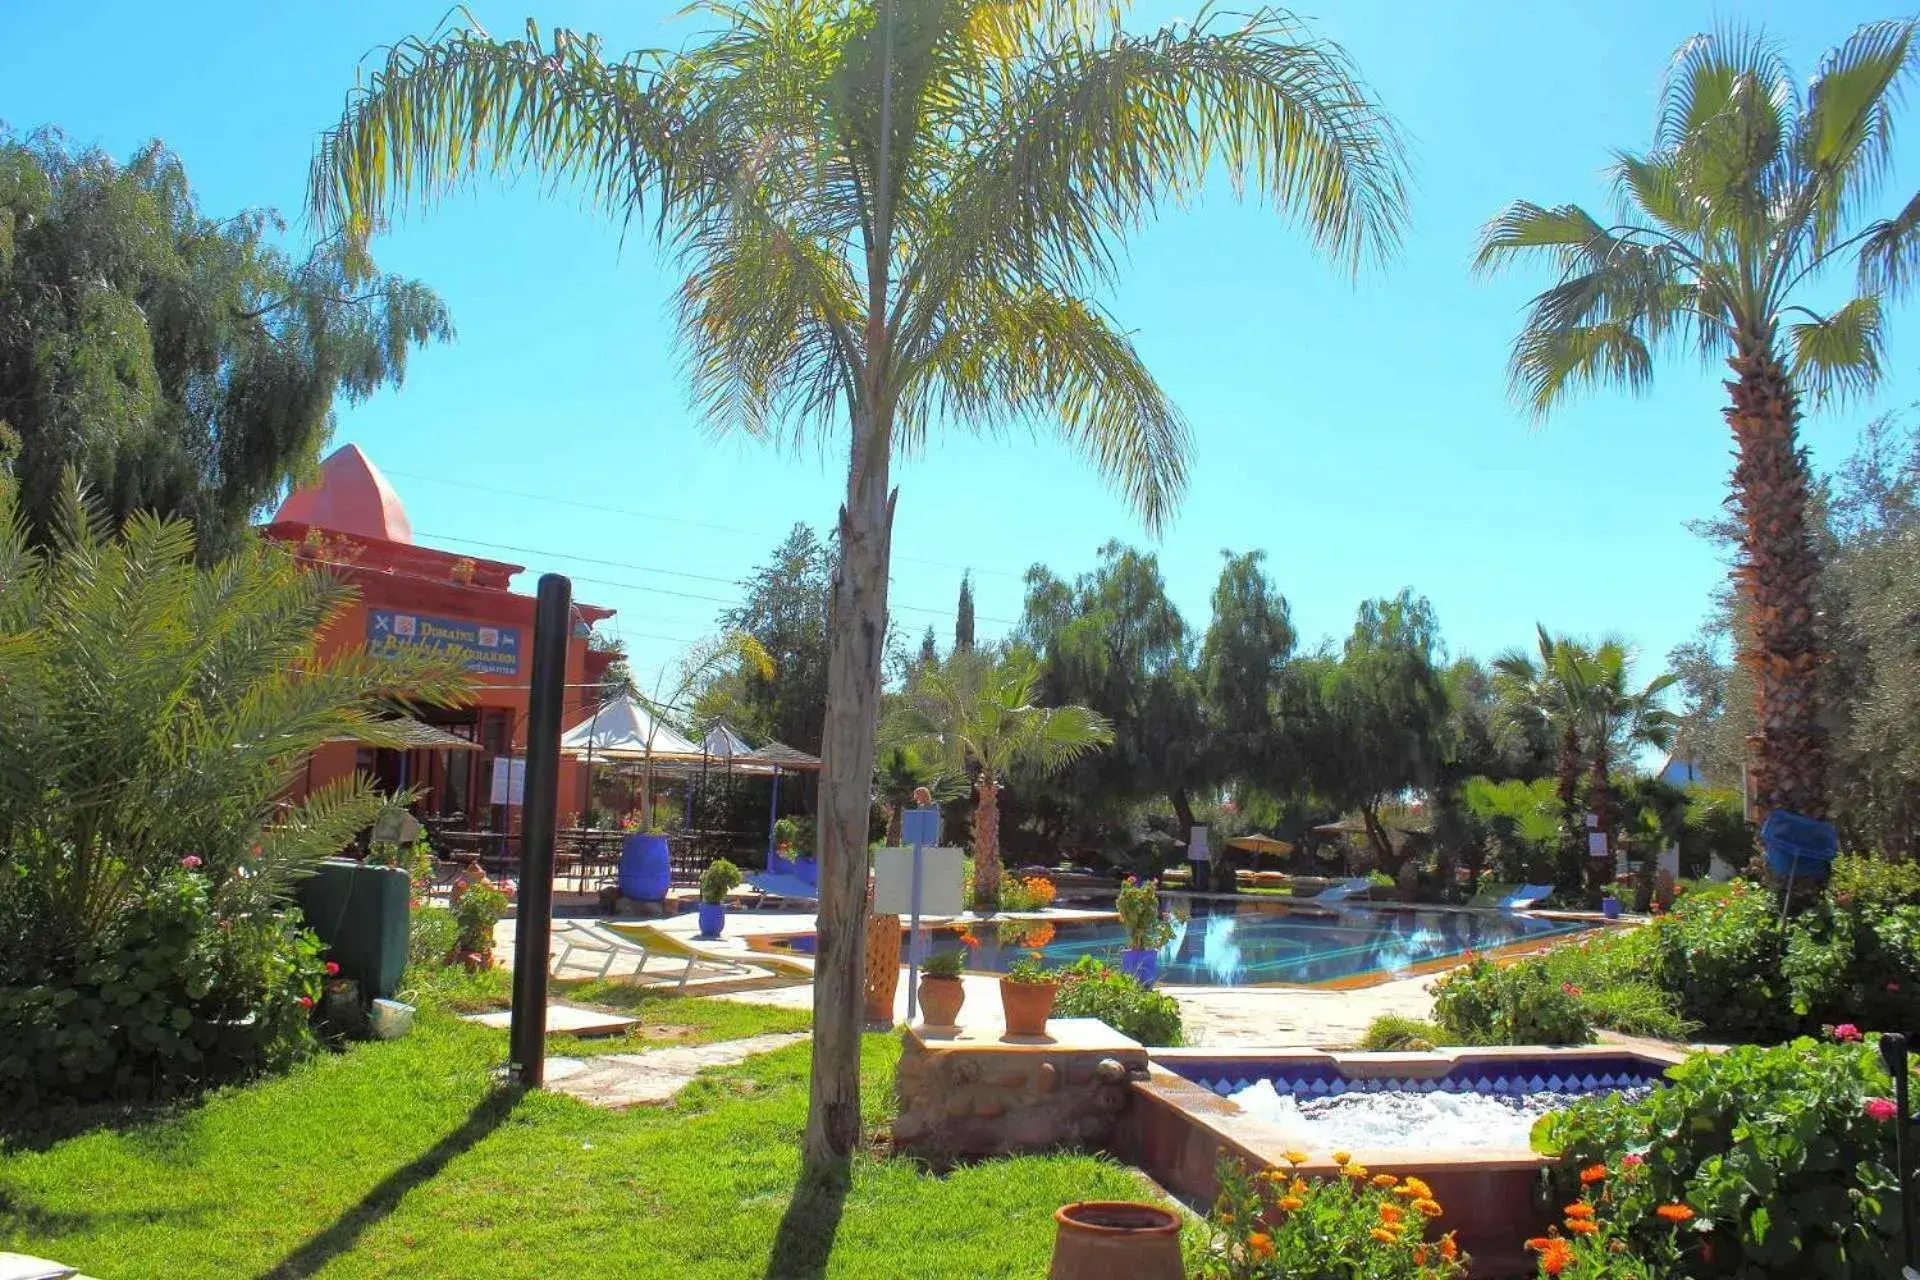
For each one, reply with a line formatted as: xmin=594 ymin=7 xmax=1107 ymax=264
xmin=1413 ymin=1198 xmax=1443 ymax=1219
xmin=1369 ymin=1227 xmax=1400 ymax=1244
xmin=1341 ymin=1163 xmax=1369 ymax=1180
xmin=1438 ymin=1234 xmax=1459 ymax=1261
xmin=1284 ymin=1149 xmax=1309 ymax=1166
xmin=1246 ymin=1232 xmax=1274 ymax=1259
xmin=1398 ymin=1176 xmax=1434 ymax=1199
xmin=1217 ymin=1212 xmax=1233 ymax=1225
xmin=1413 ymin=1245 xmax=1428 ymax=1265
xmin=1529 ymin=1236 xmax=1575 ymax=1276
xmin=1867 ymin=1097 xmax=1899 ymax=1122
xmin=1278 ymin=1195 xmax=1305 ymax=1212
xmin=1290 ymin=1178 xmax=1310 ymax=1196
xmin=1564 ymin=1218 xmax=1598 ymax=1236
xmin=1563 ymin=1203 xmax=1595 ymax=1220
xmin=1332 ymin=1150 xmax=1351 ymax=1166
xmin=1579 ymin=1163 xmax=1607 ymax=1184
xmin=1377 ymin=1204 xmax=1404 ymax=1225
xmin=1371 ymin=1173 xmax=1398 ymax=1188
xmin=1655 ymin=1203 xmax=1695 ymax=1224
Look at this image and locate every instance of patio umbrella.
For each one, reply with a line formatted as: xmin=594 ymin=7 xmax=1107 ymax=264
xmin=1226 ymin=834 xmax=1294 ymax=857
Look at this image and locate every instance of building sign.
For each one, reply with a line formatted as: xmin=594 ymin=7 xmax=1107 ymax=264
xmin=366 ymin=609 xmax=521 ymax=676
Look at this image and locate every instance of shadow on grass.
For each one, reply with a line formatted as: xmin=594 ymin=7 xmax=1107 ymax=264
xmin=253 ymin=1087 xmax=521 ymax=1280
xmin=762 ymin=1167 xmax=850 ymax=1280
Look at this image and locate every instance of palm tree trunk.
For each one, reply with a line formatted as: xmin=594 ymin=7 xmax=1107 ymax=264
xmin=1726 ymin=345 xmax=1827 ymax=819
xmin=1586 ymin=749 xmax=1610 ymax=907
xmin=971 ymin=775 xmax=1002 ymax=912
xmin=1555 ymin=723 xmax=1582 ymax=897
xmin=803 ymin=406 xmax=895 ymax=1173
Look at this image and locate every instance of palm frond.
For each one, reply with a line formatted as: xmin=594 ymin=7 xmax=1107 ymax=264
xmin=1797 ymin=20 xmax=1917 ymax=251
xmin=1507 ymin=320 xmax=1655 ymax=420
xmin=1789 ymin=295 xmax=1884 ymax=404
xmin=1856 ymin=189 xmax=1920 ymax=301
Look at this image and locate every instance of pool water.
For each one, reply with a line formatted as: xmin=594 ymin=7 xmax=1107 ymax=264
xmin=787 ymin=902 xmax=1594 ymax=986
xmin=1226 ymin=1080 xmax=1651 ymax=1149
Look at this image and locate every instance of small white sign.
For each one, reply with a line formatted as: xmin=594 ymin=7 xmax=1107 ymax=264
xmin=490 ymin=757 xmax=527 ymax=807
xmin=1587 ymin=831 xmax=1610 ymax=858
xmin=873 ymin=846 xmax=964 ymax=916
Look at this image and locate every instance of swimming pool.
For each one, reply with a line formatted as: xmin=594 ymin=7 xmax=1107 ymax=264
xmin=771 ymin=902 xmax=1596 ymax=987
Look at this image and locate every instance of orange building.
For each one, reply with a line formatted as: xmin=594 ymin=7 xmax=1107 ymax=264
xmin=268 ymin=444 xmax=613 ymax=853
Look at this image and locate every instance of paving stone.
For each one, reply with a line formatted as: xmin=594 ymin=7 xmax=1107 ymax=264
xmin=464 ymin=1003 xmax=638 ymax=1037
xmin=545 ymin=1032 xmax=810 ymax=1108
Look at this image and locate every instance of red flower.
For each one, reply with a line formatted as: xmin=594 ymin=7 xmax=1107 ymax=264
xmin=296 ymin=995 xmax=315 ymax=1009
xmin=1889 ymin=981 xmax=1902 ymax=993
xmin=1867 ymin=1097 xmax=1899 ymax=1122
xmin=180 ymin=855 xmax=203 ymax=870
xmin=1833 ymin=1023 xmax=1862 ymax=1043
xmin=324 ymin=961 xmax=341 ymax=977
xmin=1562 ymin=983 xmax=1583 ymax=997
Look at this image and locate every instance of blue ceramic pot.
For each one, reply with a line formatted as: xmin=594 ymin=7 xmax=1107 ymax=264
xmin=619 ymin=833 xmax=671 ymax=902
xmin=1119 ymin=948 xmax=1160 ymax=988
xmin=1601 ymin=897 xmax=1622 ymax=920
xmin=697 ymin=901 xmax=727 ymax=939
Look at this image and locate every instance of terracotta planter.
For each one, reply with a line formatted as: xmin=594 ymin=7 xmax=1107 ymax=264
xmin=1048 ymin=1201 xmax=1183 ymax=1280
xmin=999 ymin=978 xmax=1059 ymax=1037
xmin=918 ymin=975 xmax=965 ymax=1027
xmin=863 ymin=912 xmax=902 ymax=1024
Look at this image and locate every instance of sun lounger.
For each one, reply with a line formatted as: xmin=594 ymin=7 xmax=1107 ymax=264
xmin=746 ymin=871 xmax=820 ymax=905
xmin=550 ymin=920 xmax=755 ymax=987
xmin=1311 ymin=877 xmax=1375 ymax=903
xmin=1498 ymin=883 xmax=1555 ymax=910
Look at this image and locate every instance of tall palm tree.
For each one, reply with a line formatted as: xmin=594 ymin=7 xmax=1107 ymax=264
xmin=1493 ymin=625 xmax=1587 ymax=895
xmin=1474 ymin=21 xmax=1920 ymax=825
xmin=886 ymin=649 xmax=1111 ymax=910
xmin=311 ymin=0 xmax=1406 ymax=1167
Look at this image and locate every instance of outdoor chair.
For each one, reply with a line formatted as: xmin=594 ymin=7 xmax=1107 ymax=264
xmin=1497 ymin=883 xmax=1555 ymax=910
xmin=1310 ymin=877 xmax=1375 ymax=904
xmin=745 ymin=870 xmax=820 ymax=907
xmin=550 ymin=920 xmax=757 ymax=988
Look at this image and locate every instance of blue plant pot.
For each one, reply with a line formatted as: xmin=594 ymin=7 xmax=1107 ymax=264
xmin=619 ymin=833 xmax=671 ymax=902
xmin=1119 ymin=948 xmax=1160 ymax=988
xmin=1601 ymin=897 xmax=1622 ymax=920
xmin=697 ymin=901 xmax=727 ymax=939
xmin=793 ymin=856 xmax=819 ymax=888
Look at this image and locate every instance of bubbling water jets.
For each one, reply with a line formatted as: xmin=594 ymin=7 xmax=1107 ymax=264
xmin=1202 ymin=913 xmax=1244 ymax=984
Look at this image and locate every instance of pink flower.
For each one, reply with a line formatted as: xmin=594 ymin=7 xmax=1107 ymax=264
xmin=296 ymin=995 xmax=315 ymax=1010
xmin=180 ymin=855 xmax=202 ymax=869
xmin=1620 ymin=1154 xmax=1644 ymax=1169
xmin=1866 ymin=1097 xmax=1898 ymax=1123
xmin=1889 ymin=982 xmax=1902 ymax=993
xmin=1833 ymin=1023 xmax=1863 ymax=1043
xmin=324 ymin=961 xmax=340 ymax=977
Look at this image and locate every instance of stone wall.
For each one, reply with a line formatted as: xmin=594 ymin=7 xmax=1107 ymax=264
xmin=891 ymin=1019 xmax=1150 ymax=1162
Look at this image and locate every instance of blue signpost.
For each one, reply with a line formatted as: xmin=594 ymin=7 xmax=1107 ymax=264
xmin=900 ymin=806 xmax=939 ymax=1024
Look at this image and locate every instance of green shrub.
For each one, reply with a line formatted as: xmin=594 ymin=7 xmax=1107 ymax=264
xmin=1570 ymin=981 xmax=1697 ymax=1041
xmin=407 ymin=905 xmax=458 ymax=977
xmin=1533 ymin=1038 xmax=1911 ymax=1277
xmin=1647 ymin=880 xmax=1799 ymax=1042
xmin=1430 ymin=954 xmax=1592 ymax=1045
xmin=1116 ymin=877 xmax=1173 ymax=950
xmin=1357 ymin=1014 xmax=1447 ymax=1051
xmin=1830 ymin=853 xmax=1920 ymax=912
xmin=1053 ymin=956 xmax=1183 ymax=1045
xmin=1781 ymin=898 xmax=1920 ymax=1031
xmin=700 ymin=857 xmax=742 ymax=904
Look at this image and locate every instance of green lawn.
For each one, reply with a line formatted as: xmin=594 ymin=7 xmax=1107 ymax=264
xmin=0 ymin=1003 xmax=1155 ymax=1278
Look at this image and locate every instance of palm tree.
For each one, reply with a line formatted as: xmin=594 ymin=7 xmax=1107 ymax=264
xmin=310 ymin=0 xmax=1406 ymax=1168
xmin=1568 ymin=640 xmax=1678 ymax=902
xmin=1474 ymin=21 xmax=1920 ymax=825
xmin=1493 ymin=625 xmax=1587 ymax=895
xmin=873 ymin=743 xmax=961 ymax=845
xmin=886 ymin=650 xmax=1111 ymax=911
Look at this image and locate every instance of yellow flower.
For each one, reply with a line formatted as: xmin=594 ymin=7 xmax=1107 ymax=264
xmin=1371 ymin=1173 xmax=1399 ymax=1189
xmin=1218 ymin=1212 xmax=1233 ymax=1225
xmin=1290 ymin=1178 xmax=1311 ymax=1196
xmin=1278 ymin=1195 xmax=1305 ymax=1212
xmin=1341 ymin=1163 xmax=1370 ymax=1180
xmin=1247 ymin=1232 xmax=1275 ymax=1259
xmin=1284 ymin=1149 xmax=1310 ymax=1166
xmin=1377 ymin=1204 xmax=1404 ymax=1226
xmin=1413 ymin=1198 xmax=1443 ymax=1219
xmin=1332 ymin=1150 xmax=1352 ymax=1166
xmin=1397 ymin=1176 xmax=1433 ymax=1200
xmin=1370 ymin=1227 xmax=1401 ymax=1244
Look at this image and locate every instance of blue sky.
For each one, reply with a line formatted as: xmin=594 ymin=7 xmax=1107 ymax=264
xmin=5 ymin=0 xmax=1914 ymax=691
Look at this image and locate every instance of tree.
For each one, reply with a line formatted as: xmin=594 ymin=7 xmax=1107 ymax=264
xmin=0 ymin=129 xmax=450 ymax=559
xmin=1474 ymin=21 xmax=1920 ymax=823
xmin=1568 ymin=639 xmax=1679 ymax=902
xmin=1199 ymin=549 xmax=1294 ymax=777
xmin=1494 ymin=626 xmax=1592 ymax=896
xmin=312 ymin=0 xmax=1406 ymax=1171
xmin=885 ymin=649 xmax=1110 ymax=909
xmin=873 ymin=743 xmax=962 ymax=844
xmin=697 ymin=524 xmax=835 ymax=754
xmin=915 ymin=626 xmax=939 ymax=670
xmin=636 ymin=632 xmax=773 ymax=829
xmin=954 ymin=572 xmax=975 ymax=653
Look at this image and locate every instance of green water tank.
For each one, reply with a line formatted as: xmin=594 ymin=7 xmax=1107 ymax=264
xmin=294 ymin=859 xmax=411 ymax=1000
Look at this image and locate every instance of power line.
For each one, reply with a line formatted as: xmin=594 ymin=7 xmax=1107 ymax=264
xmin=387 ymin=468 xmax=1030 ymax=581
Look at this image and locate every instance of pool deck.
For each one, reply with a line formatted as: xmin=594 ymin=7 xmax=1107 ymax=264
xmin=499 ymin=906 xmax=1454 ymax=1047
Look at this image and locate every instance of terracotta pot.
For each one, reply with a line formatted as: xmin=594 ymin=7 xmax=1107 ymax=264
xmin=999 ymin=978 xmax=1058 ymax=1037
xmin=863 ymin=912 xmax=902 ymax=1024
xmin=1048 ymin=1201 xmax=1183 ymax=1280
xmin=918 ymin=975 xmax=965 ymax=1027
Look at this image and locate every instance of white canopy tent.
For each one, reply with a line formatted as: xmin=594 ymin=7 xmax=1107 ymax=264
xmin=559 ymin=693 xmax=704 ymax=762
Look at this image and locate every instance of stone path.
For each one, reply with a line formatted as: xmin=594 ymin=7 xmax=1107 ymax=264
xmin=542 ymin=1031 xmax=810 ymax=1108
xmin=465 ymin=1003 xmax=638 ymax=1037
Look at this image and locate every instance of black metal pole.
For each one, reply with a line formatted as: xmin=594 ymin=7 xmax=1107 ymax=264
xmin=1882 ymin=1033 xmax=1915 ymax=1269
xmin=509 ymin=575 xmax=572 ymax=1088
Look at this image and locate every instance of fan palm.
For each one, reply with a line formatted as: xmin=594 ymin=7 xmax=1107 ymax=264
xmin=873 ymin=743 xmax=962 ymax=845
xmin=1474 ymin=21 xmax=1920 ymax=824
xmin=1493 ymin=625 xmax=1587 ymax=895
xmin=310 ymin=0 xmax=1406 ymax=1165
xmin=885 ymin=649 xmax=1110 ymax=910
xmin=1568 ymin=640 xmax=1678 ymax=902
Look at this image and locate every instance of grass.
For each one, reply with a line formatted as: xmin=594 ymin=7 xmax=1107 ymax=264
xmin=1356 ymin=1014 xmax=1451 ymax=1051
xmin=0 ymin=1003 xmax=1154 ymax=1278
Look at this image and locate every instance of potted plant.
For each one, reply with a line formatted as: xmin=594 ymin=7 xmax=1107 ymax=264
xmin=918 ymin=947 xmax=966 ymax=1027
xmin=992 ymin=920 xmax=1059 ymax=1037
xmin=1115 ymin=877 xmax=1174 ymax=987
xmin=448 ymin=876 xmax=508 ymax=971
xmin=698 ymin=858 xmax=741 ymax=938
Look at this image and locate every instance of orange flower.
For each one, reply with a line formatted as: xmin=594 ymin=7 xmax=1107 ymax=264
xmin=1563 ymin=1203 xmax=1595 ymax=1220
xmin=1377 ymin=1204 xmax=1404 ymax=1226
xmin=1413 ymin=1198 xmax=1443 ymax=1219
xmin=1564 ymin=1218 xmax=1599 ymax=1236
xmin=1332 ymin=1150 xmax=1351 ymax=1166
xmin=1655 ymin=1203 xmax=1695 ymax=1224
xmin=1438 ymin=1234 xmax=1459 ymax=1261
xmin=1397 ymin=1176 xmax=1434 ymax=1200
xmin=1371 ymin=1173 xmax=1399 ymax=1188
xmin=1529 ymin=1236 xmax=1575 ymax=1276
xmin=1247 ymin=1232 xmax=1274 ymax=1259
xmin=1370 ymin=1227 xmax=1400 ymax=1244
xmin=1283 ymin=1149 xmax=1310 ymax=1166
xmin=1342 ymin=1163 xmax=1370 ymax=1180
xmin=1278 ymin=1195 xmax=1305 ymax=1212
xmin=1290 ymin=1178 xmax=1310 ymax=1196
xmin=1579 ymin=1163 xmax=1608 ymax=1185
xmin=1413 ymin=1245 xmax=1429 ymax=1266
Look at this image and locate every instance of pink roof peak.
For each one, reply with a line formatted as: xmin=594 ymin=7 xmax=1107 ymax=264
xmin=271 ymin=444 xmax=413 ymax=544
